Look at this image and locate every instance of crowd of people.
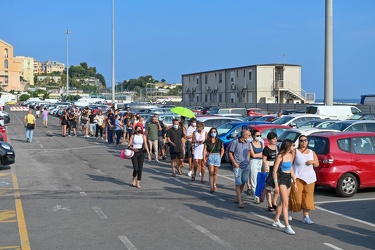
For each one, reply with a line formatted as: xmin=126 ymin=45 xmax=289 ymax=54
xmin=24 ymin=106 xmax=320 ymax=235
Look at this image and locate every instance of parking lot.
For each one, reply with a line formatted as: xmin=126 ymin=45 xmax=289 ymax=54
xmin=0 ymin=110 xmax=374 ymax=249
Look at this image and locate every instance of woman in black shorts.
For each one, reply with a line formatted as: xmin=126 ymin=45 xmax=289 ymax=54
xmin=60 ymin=110 xmax=68 ymax=137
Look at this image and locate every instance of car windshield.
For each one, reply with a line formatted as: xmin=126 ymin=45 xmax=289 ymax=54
xmin=327 ymin=122 xmax=353 ymax=131
xmin=299 ymin=120 xmax=319 ymax=128
xmin=277 ymin=131 xmax=300 ymax=143
xmin=209 ymin=108 xmax=220 ymax=115
xmin=273 ymin=116 xmax=293 ymax=124
xmin=217 ymin=123 xmax=236 ymax=135
xmin=348 ymin=114 xmax=363 ymax=120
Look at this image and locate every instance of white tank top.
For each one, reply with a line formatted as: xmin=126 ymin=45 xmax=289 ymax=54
xmin=293 ymin=149 xmax=317 ymax=184
xmin=133 ymin=134 xmax=143 ymax=149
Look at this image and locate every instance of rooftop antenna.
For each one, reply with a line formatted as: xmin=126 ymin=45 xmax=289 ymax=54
xmin=282 ymin=53 xmax=286 ymax=71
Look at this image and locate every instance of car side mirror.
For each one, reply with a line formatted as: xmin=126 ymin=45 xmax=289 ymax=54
xmin=290 ymin=122 xmax=297 ymax=128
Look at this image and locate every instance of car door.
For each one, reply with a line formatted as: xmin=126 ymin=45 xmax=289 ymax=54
xmin=350 ymin=136 xmax=375 ymax=187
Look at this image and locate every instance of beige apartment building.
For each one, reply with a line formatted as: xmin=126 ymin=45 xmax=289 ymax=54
xmin=0 ymin=39 xmax=23 ymax=91
xmin=34 ymin=60 xmax=44 ymax=74
xmin=182 ymin=64 xmax=315 ymax=105
xmin=45 ymin=60 xmax=65 ymax=74
xmin=14 ymin=56 xmax=34 ymax=86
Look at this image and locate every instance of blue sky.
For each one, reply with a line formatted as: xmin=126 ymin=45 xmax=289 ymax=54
xmin=1 ymin=0 xmax=374 ymax=99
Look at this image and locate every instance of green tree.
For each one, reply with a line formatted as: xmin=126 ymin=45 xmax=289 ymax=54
xmin=19 ymin=94 xmax=30 ymax=101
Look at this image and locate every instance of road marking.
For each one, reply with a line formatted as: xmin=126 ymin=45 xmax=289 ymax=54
xmin=0 ymin=246 xmax=21 ymax=249
xmin=323 ymin=243 xmax=344 ymax=250
xmin=315 ymin=197 xmax=375 ymax=204
xmin=80 ymin=192 xmax=87 ymax=196
xmin=75 ymin=186 xmax=83 ymax=191
xmin=158 ymin=207 xmax=232 ymax=249
xmin=0 ymin=210 xmax=17 ymax=222
xmin=17 ymin=145 xmax=106 ymax=152
xmin=148 ymin=168 xmax=160 ymax=173
xmin=316 ymin=206 xmax=375 ymax=228
xmin=249 ymin=212 xmax=274 ymax=223
xmin=51 ymin=205 xmax=72 ymax=212
xmin=202 ymin=192 xmax=226 ymax=202
xmin=118 ymin=235 xmax=138 ymax=250
xmin=0 ymin=181 xmax=10 ymax=187
xmin=39 ymin=144 xmax=44 ymax=148
xmin=92 ymin=206 xmax=108 ymax=219
xmin=217 ymin=174 xmax=234 ymax=181
xmin=0 ymin=173 xmax=10 ymax=177
xmin=94 ymin=169 xmax=106 ymax=175
xmin=12 ymin=171 xmax=31 ymax=250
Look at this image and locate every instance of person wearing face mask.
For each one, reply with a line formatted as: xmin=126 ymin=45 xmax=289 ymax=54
xmin=166 ymin=119 xmax=185 ymax=176
xmin=250 ymin=129 xmax=265 ymax=204
xmin=191 ymin=122 xmax=207 ymax=182
xmin=204 ymin=127 xmax=224 ymax=193
xmin=128 ymin=125 xmax=151 ymax=189
xmin=186 ymin=118 xmax=197 ymax=176
xmin=146 ymin=115 xmax=162 ymax=162
xmin=228 ymin=129 xmax=251 ymax=209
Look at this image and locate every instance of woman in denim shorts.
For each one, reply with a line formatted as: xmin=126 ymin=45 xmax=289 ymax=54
xmin=204 ymin=128 xmax=224 ymax=193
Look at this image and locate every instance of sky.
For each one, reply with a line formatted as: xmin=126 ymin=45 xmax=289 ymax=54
xmin=1 ymin=0 xmax=374 ymax=99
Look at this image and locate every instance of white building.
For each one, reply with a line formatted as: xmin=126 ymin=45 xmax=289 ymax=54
xmin=182 ymin=64 xmax=315 ymax=104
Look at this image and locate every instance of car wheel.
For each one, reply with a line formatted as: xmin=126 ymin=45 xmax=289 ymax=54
xmin=335 ymin=173 xmax=358 ymax=197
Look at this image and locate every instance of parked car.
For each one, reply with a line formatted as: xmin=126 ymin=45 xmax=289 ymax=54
xmin=0 ymin=111 xmax=10 ymax=124
xmin=277 ymin=128 xmax=340 ymax=147
xmin=196 ymin=115 xmax=242 ymax=133
xmin=307 ymin=131 xmax=375 ymax=197
xmin=146 ymin=114 xmax=180 ymax=127
xmin=298 ymin=119 xmax=340 ymax=129
xmin=247 ymin=108 xmax=270 ymax=116
xmin=217 ymin=121 xmax=268 ymax=150
xmin=0 ymin=126 xmax=7 ymax=142
xmin=272 ymin=114 xmax=328 ymax=128
xmin=327 ymin=120 xmax=375 ymax=132
xmin=253 ymin=115 xmax=277 ymax=122
xmin=281 ymin=110 xmax=305 ymax=115
xmin=242 ymin=116 xmax=263 ymax=121
xmin=306 ymin=105 xmax=361 ymax=120
xmin=209 ymin=107 xmax=247 ymax=118
xmin=0 ymin=141 xmax=15 ymax=166
xmin=348 ymin=113 xmax=375 ymax=120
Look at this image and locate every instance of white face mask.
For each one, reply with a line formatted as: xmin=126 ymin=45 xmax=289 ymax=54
xmin=173 ymin=124 xmax=179 ymax=129
xmin=192 ymin=123 xmax=196 ymax=127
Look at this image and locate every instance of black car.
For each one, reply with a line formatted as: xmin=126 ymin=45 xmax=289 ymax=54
xmin=0 ymin=141 xmax=15 ymax=166
xmin=0 ymin=114 xmax=10 ymax=124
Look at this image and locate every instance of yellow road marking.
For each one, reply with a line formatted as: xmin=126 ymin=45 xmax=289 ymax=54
xmin=12 ymin=173 xmax=31 ymax=250
xmin=0 ymin=210 xmax=17 ymax=222
xmin=0 ymin=246 xmax=20 ymax=250
xmin=0 ymin=173 xmax=10 ymax=177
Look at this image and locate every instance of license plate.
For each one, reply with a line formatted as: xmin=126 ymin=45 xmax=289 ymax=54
xmin=7 ymin=152 xmax=13 ymax=155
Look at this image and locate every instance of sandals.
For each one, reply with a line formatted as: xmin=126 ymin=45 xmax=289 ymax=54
xmin=177 ymin=168 xmax=182 ymax=175
xmin=213 ymin=185 xmax=218 ymax=191
xmin=268 ymin=206 xmax=275 ymax=212
xmin=209 ymin=189 xmax=214 ymax=193
xmin=191 ymin=175 xmax=196 ymax=181
xmin=238 ymin=202 xmax=245 ymax=209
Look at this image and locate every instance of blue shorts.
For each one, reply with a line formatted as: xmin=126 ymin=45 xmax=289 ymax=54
xmin=207 ymin=153 xmax=221 ymax=167
xmin=233 ymin=165 xmax=250 ymax=186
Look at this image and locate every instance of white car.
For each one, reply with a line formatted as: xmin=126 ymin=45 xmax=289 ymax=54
xmin=196 ymin=115 xmax=242 ymax=133
xmin=277 ymin=127 xmax=340 ymax=146
xmin=272 ymin=114 xmax=329 ymax=128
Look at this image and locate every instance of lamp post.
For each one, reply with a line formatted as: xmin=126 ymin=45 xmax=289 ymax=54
xmin=111 ymin=0 xmax=115 ymax=104
xmin=64 ymin=30 xmax=71 ymax=100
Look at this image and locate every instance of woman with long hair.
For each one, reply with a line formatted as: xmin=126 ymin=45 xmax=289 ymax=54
xmin=191 ymin=122 xmax=207 ymax=182
xmin=127 ymin=125 xmax=151 ymax=188
xmin=272 ymin=139 xmax=298 ymax=235
xmin=289 ymin=135 xmax=319 ymax=224
xmin=204 ymin=127 xmax=224 ymax=193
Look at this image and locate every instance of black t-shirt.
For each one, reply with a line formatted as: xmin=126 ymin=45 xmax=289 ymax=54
xmin=166 ymin=127 xmax=184 ymax=152
xmin=262 ymin=146 xmax=278 ymax=162
xmin=89 ymin=114 xmax=96 ymax=123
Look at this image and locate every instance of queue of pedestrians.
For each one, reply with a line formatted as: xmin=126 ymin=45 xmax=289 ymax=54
xmin=25 ymin=107 xmax=319 ymax=235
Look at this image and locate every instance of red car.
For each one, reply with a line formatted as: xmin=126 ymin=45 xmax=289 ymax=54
xmin=307 ymin=131 xmax=375 ymax=197
xmin=0 ymin=126 xmax=7 ymax=142
xmin=224 ymin=124 xmax=290 ymax=162
xmin=247 ymin=108 xmax=271 ymax=116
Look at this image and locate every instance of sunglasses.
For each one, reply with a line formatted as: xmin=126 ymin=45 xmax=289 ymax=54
xmin=255 ymin=135 xmax=261 ymax=137
xmin=300 ymin=139 xmax=308 ymax=142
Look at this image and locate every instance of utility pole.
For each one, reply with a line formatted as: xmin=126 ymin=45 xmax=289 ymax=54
xmin=64 ymin=30 xmax=71 ymax=99
xmin=324 ymin=0 xmax=334 ymax=105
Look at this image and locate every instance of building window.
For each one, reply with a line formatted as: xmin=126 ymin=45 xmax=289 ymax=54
xmin=278 ymin=73 xmax=282 ymax=80
xmin=236 ymin=71 xmax=238 ymax=78
xmin=196 ymin=77 xmax=199 ymax=85
xmin=4 ymin=59 xmax=8 ymax=69
xmin=243 ymin=70 xmax=245 ymax=77
xmin=4 ymin=49 xmax=8 ymax=58
xmin=219 ymin=73 xmax=222 ymax=83
xmin=197 ymin=95 xmax=199 ymax=102
xmin=248 ymin=71 xmax=252 ymax=81
xmin=5 ymin=76 xmax=8 ymax=84
xmin=219 ymin=94 xmax=222 ymax=102
xmin=205 ymin=74 xmax=208 ymax=84
xmin=205 ymin=94 xmax=207 ymax=102
xmin=215 ymin=73 xmax=217 ymax=79
xmin=230 ymin=72 xmax=235 ymax=83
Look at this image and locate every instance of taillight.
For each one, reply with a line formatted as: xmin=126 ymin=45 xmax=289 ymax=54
xmin=322 ymin=154 xmax=334 ymax=167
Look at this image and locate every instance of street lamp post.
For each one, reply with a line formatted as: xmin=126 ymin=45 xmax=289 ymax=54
xmin=64 ymin=30 xmax=71 ymax=100
xmin=111 ymin=0 xmax=115 ymax=104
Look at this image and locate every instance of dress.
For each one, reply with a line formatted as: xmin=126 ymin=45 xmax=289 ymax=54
xmin=193 ymin=130 xmax=206 ymax=160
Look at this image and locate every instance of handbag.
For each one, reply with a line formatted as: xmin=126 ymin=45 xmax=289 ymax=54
xmin=26 ymin=123 xmax=35 ymax=130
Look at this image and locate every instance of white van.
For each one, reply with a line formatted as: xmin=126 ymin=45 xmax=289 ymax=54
xmin=209 ymin=107 xmax=247 ymax=117
xmin=306 ymin=105 xmax=361 ymax=120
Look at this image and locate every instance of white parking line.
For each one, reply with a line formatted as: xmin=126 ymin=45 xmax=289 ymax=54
xmin=149 ymin=168 xmax=161 ymax=173
xmin=249 ymin=212 xmax=274 ymax=223
xmin=316 ymin=206 xmax=375 ymax=228
xmin=217 ymin=174 xmax=234 ymax=181
xmin=92 ymin=206 xmax=108 ymax=219
xmin=315 ymin=197 xmax=375 ymax=204
xmin=39 ymin=144 xmax=44 ymax=148
xmin=323 ymin=243 xmax=344 ymax=250
xmin=80 ymin=192 xmax=87 ymax=196
xmin=118 ymin=235 xmax=138 ymax=250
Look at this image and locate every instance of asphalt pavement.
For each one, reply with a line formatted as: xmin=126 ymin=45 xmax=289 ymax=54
xmin=0 ymin=109 xmax=374 ymax=250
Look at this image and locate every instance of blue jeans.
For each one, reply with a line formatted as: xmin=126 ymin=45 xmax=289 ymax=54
xmin=115 ymin=129 xmax=122 ymax=145
xmin=233 ymin=165 xmax=250 ymax=186
xmin=26 ymin=129 xmax=34 ymax=142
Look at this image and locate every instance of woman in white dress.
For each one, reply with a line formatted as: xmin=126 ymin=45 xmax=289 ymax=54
xmin=192 ymin=122 xmax=207 ymax=183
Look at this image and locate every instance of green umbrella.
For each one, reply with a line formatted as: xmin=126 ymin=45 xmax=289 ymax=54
xmin=170 ymin=106 xmax=196 ymax=118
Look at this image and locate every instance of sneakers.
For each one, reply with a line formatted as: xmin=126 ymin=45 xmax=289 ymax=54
xmin=198 ymin=172 xmax=202 ymax=177
xmin=254 ymin=197 xmax=260 ymax=204
xmin=285 ymin=225 xmax=296 ymax=235
xmin=187 ymin=170 xmax=193 ymax=177
xmin=156 ymin=159 xmax=159 ymax=163
xmin=288 ymin=211 xmax=293 ymax=221
xmin=272 ymin=219 xmax=285 ymax=228
xmin=302 ymin=216 xmax=314 ymax=225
